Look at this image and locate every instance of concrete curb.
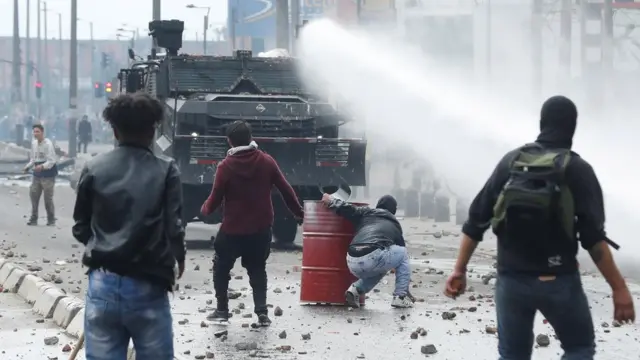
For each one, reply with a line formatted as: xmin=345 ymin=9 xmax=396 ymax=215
xmin=0 ymin=258 xmax=175 ymax=360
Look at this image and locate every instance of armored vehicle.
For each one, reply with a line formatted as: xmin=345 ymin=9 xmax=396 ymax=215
xmin=117 ymin=20 xmax=367 ymax=247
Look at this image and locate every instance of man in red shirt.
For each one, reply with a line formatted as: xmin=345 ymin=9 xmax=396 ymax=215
xmin=201 ymin=120 xmax=304 ymax=325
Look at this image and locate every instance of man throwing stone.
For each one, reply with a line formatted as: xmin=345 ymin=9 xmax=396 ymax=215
xmin=23 ymin=124 xmax=57 ymax=226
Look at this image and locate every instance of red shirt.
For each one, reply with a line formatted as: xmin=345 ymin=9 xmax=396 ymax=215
xmin=201 ymin=149 xmax=304 ymax=235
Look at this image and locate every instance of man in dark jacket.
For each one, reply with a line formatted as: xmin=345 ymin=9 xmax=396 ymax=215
xmin=322 ymin=194 xmax=413 ymax=308
xmin=444 ymin=96 xmax=635 ymax=359
xmin=73 ymin=93 xmax=186 ymax=360
xmin=78 ymin=115 xmax=92 ymax=153
xmin=201 ymin=120 xmax=304 ymax=326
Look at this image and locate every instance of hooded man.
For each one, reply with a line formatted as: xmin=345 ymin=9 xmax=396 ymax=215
xmin=321 ymin=193 xmax=413 ymax=308
xmin=444 ymin=96 xmax=635 ymax=359
xmin=200 ymin=120 xmax=304 ymax=326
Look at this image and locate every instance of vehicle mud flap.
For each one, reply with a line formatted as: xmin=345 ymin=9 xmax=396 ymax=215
xmin=404 ymin=189 xmax=419 ymax=218
xmin=434 ymin=195 xmax=450 ymax=223
xmin=420 ymin=192 xmax=435 ymax=219
xmin=391 ymin=188 xmax=405 ymax=210
xmin=455 ymin=200 xmax=468 ymax=226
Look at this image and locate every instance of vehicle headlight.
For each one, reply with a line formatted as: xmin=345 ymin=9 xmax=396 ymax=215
xmin=191 ymin=132 xmax=199 ymax=137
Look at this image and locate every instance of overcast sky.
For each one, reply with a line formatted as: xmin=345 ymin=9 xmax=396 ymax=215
xmin=0 ymin=0 xmax=228 ymax=40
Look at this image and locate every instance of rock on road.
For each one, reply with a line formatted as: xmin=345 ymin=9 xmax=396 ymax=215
xmin=0 ymin=179 xmax=639 ymax=359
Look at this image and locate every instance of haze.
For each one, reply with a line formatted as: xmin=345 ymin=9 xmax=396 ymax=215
xmin=297 ymin=18 xmax=640 ymax=261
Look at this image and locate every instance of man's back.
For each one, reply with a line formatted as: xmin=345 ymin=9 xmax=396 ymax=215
xmin=203 ymin=147 xmax=303 ymax=235
xmin=73 ymin=144 xmax=185 ymax=289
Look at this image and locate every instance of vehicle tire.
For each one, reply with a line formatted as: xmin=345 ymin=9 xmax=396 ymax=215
xmin=420 ymin=192 xmax=435 ymax=219
xmin=391 ymin=188 xmax=405 ymax=210
xmin=434 ymin=195 xmax=450 ymax=223
xmin=404 ymin=189 xmax=419 ymax=218
xmin=272 ymin=215 xmax=300 ymax=250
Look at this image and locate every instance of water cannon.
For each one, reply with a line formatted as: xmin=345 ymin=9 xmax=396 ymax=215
xmin=149 ymin=20 xmax=184 ymax=56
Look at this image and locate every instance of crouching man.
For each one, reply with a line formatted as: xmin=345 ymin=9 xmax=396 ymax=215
xmin=322 ymin=194 xmax=413 ymax=308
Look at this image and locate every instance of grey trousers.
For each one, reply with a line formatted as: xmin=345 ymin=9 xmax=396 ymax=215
xmin=30 ymin=176 xmax=55 ymax=221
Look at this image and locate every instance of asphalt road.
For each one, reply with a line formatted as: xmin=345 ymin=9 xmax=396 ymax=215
xmin=0 ymin=179 xmax=639 ymax=359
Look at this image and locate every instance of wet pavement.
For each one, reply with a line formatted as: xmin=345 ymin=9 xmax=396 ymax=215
xmin=0 ymin=182 xmax=638 ymax=359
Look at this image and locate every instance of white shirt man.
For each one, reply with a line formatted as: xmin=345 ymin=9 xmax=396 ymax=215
xmin=23 ymin=124 xmax=58 ymax=226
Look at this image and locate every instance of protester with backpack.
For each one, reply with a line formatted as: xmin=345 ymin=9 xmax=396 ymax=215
xmin=444 ymin=96 xmax=635 ymax=359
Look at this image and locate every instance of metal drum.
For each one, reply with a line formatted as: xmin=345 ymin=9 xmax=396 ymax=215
xmin=300 ymin=200 xmax=367 ymax=305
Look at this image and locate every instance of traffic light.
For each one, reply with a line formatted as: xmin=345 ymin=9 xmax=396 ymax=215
xmin=94 ymin=82 xmax=104 ymax=98
xmin=100 ymin=52 xmax=111 ymax=69
xmin=35 ymin=81 xmax=43 ymax=99
xmin=105 ymin=82 xmax=113 ymax=96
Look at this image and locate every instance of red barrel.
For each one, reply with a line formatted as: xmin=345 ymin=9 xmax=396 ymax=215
xmin=300 ymin=200 xmax=367 ymax=305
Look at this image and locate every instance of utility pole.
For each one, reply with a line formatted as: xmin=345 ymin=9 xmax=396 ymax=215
xmin=203 ymin=14 xmax=209 ymax=54
xmin=230 ymin=8 xmax=237 ymax=53
xmin=291 ymin=0 xmax=301 ymax=54
xmin=43 ymin=1 xmax=48 ymax=103
xmin=68 ymin=0 xmax=78 ymax=158
xmin=36 ymin=0 xmax=41 ymax=118
xmin=559 ymin=0 xmax=572 ymax=92
xmin=12 ymin=0 xmax=22 ymax=104
xmin=153 ymin=0 xmax=161 ymax=53
xmin=26 ymin=0 xmax=31 ymax=114
xmin=58 ymin=13 xmax=63 ymax=90
xmin=531 ymin=0 xmax=543 ymax=99
xmin=90 ymin=22 xmax=94 ymax=81
xmin=275 ymin=0 xmax=290 ymax=50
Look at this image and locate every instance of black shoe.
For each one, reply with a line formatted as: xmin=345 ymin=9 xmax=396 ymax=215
xmin=27 ymin=218 xmax=37 ymax=226
xmin=46 ymin=220 xmax=55 ymax=227
xmin=270 ymin=242 xmax=302 ymax=252
xmin=206 ymin=309 xmax=229 ymax=324
xmin=257 ymin=314 xmax=272 ymax=327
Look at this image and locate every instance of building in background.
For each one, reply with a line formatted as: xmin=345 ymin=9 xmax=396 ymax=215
xmin=360 ymin=0 xmax=397 ymax=28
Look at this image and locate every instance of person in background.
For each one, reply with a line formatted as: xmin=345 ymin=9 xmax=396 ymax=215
xmin=23 ymin=124 xmax=57 ymax=226
xmin=72 ymin=92 xmax=186 ymax=360
xmin=201 ymin=120 xmax=304 ymax=325
xmin=78 ymin=115 xmax=93 ymax=154
xmin=321 ymin=194 xmax=413 ymax=308
xmin=444 ymin=96 xmax=635 ymax=360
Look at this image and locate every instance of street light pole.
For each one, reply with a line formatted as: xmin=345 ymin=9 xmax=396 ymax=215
xmin=36 ymin=0 xmax=41 ymax=118
xmin=58 ymin=13 xmax=63 ymax=90
xmin=26 ymin=0 xmax=31 ymax=113
xmin=69 ymin=0 xmax=78 ymax=158
xmin=203 ymin=13 xmax=209 ymax=54
xmin=42 ymin=1 xmax=48 ymax=103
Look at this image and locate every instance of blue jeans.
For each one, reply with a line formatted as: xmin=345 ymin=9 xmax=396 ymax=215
xmin=346 ymin=245 xmax=411 ymax=296
xmin=496 ymin=272 xmax=595 ymax=360
xmin=85 ymin=270 xmax=174 ymax=360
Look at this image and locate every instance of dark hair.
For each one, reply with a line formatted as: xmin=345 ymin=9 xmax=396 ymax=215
xmin=102 ymin=92 xmax=163 ymax=141
xmin=32 ymin=124 xmax=44 ymax=132
xmin=226 ymin=120 xmax=252 ymax=146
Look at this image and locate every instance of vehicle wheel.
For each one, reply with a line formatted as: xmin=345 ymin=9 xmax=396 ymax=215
xmin=434 ymin=195 xmax=450 ymax=223
xmin=272 ymin=216 xmax=300 ymax=251
xmin=404 ymin=189 xmax=419 ymax=218
xmin=420 ymin=192 xmax=435 ymax=219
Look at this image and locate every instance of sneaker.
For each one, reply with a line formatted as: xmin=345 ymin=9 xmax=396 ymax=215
xmin=391 ymin=296 xmax=414 ymax=308
xmin=257 ymin=314 xmax=272 ymax=327
xmin=27 ymin=218 xmax=37 ymax=226
xmin=345 ymin=285 xmax=361 ymax=308
xmin=206 ymin=309 xmax=230 ymax=324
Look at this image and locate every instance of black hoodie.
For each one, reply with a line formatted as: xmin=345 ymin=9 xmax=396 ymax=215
xmin=462 ymin=96 xmax=608 ymax=275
